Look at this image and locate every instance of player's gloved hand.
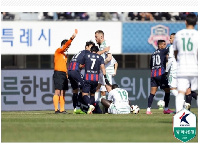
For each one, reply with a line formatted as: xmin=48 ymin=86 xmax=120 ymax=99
xmin=104 ymin=75 xmax=111 ymax=86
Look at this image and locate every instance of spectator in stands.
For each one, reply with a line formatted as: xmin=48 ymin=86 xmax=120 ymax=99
xmin=139 ymin=12 xmax=154 ymax=21
xmin=160 ymin=12 xmax=171 ymax=20
xmin=169 ymin=12 xmax=180 ymax=21
xmin=1 ymin=12 xmax=15 ymax=20
xmin=79 ymin=12 xmax=89 ymax=20
xmin=128 ymin=12 xmax=140 ymax=21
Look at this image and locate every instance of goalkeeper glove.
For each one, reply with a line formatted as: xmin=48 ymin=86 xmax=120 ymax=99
xmin=104 ymin=75 xmax=111 ymax=86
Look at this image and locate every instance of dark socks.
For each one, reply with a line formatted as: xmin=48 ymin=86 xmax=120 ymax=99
xmin=90 ymin=96 xmax=95 ymax=105
xmin=191 ymin=91 xmax=197 ymax=100
xmin=148 ymin=93 xmax=155 ymax=108
xmin=83 ymin=95 xmax=90 ymax=106
xmin=164 ymin=93 xmax=170 ymax=108
xmin=186 ymin=94 xmax=192 ymax=105
xmin=72 ymin=93 xmax=78 ymax=108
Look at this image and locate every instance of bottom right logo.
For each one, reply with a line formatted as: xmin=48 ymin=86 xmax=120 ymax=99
xmin=173 ymin=108 xmax=197 ymax=142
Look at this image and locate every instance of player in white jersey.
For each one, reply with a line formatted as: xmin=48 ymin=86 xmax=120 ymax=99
xmin=94 ymin=30 xmax=113 ymax=113
xmin=100 ymin=56 xmax=118 ymax=94
xmin=166 ymin=33 xmax=178 ymax=97
xmin=100 ymin=84 xmax=131 ymax=114
xmin=173 ymin=13 xmax=198 ymax=113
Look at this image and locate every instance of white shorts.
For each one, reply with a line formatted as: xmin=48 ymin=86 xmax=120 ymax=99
xmin=99 ymin=73 xmax=112 ymax=91
xmin=168 ymin=74 xmax=177 ymax=88
xmin=177 ymin=76 xmax=198 ymax=92
xmin=108 ymin=103 xmax=130 ymax=114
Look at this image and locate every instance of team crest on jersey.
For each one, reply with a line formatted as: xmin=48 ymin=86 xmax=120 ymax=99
xmin=148 ymin=25 xmax=170 ymax=49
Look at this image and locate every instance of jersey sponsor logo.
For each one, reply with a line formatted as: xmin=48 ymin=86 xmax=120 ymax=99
xmin=148 ymin=25 xmax=170 ymax=49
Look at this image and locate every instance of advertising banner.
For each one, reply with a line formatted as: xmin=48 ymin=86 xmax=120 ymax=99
xmin=1 ymin=21 xmax=122 ymax=55
xmin=1 ymin=69 xmax=197 ymax=111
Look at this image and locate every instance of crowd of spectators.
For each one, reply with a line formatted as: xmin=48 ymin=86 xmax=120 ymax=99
xmin=1 ymin=12 xmax=198 ymax=22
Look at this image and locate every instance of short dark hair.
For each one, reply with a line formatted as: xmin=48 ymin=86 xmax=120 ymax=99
xmin=90 ymin=45 xmax=99 ymax=53
xmin=157 ymin=40 xmax=165 ymax=46
xmin=95 ymin=30 xmax=104 ymax=36
xmin=186 ymin=13 xmax=197 ymax=26
xmin=85 ymin=40 xmax=95 ymax=48
xmin=170 ymin=33 xmax=176 ymax=36
xmin=112 ymin=84 xmax=119 ymax=89
xmin=61 ymin=39 xmax=68 ymax=46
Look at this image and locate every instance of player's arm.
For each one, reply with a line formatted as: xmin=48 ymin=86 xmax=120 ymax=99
xmin=100 ymin=63 xmax=111 ymax=86
xmin=166 ymin=54 xmax=172 ymax=73
xmin=58 ymin=29 xmax=78 ymax=53
xmin=97 ymin=46 xmax=110 ymax=55
xmin=173 ymin=34 xmax=178 ymax=60
xmin=105 ymin=53 xmax=112 ymax=64
xmin=113 ymin=61 xmax=118 ymax=76
xmin=174 ymin=50 xmax=178 ymax=61
xmin=79 ymin=55 xmax=85 ymax=69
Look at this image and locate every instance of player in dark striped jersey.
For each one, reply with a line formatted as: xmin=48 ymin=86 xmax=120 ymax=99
xmin=146 ymin=40 xmax=174 ymax=114
xmin=68 ymin=41 xmax=95 ymax=114
xmin=79 ymin=45 xmax=110 ymax=114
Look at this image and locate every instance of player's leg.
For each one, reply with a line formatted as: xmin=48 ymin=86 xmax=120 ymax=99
xmin=82 ymin=81 xmax=95 ymax=114
xmin=161 ymin=74 xmax=174 ymax=114
xmin=59 ymin=74 xmax=68 ymax=113
xmin=176 ymin=77 xmax=190 ymax=113
xmin=68 ymin=72 xmax=79 ymax=110
xmin=53 ymin=89 xmax=61 ymax=113
xmin=169 ymin=74 xmax=178 ymax=96
xmin=53 ymin=71 xmax=62 ymax=113
xmin=146 ymin=77 xmax=158 ymax=114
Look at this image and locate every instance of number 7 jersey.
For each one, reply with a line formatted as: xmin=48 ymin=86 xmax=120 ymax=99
xmin=173 ymin=29 xmax=198 ymax=76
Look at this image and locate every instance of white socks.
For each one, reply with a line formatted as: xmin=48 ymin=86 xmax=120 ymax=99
xmin=175 ymin=93 xmax=185 ymax=113
xmin=170 ymin=89 xmax=178 ymax=96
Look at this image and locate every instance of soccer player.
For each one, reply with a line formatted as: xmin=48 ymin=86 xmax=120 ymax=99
xmin=79 ymin=45 xmax=110 ymax=114
xmin=96 ymin=56 xmax=118 ymax=113
xmin=165 ymin=33 xmax=178 ymax=97
xmin=173 ymin=13 xmax=198 ymax=113
xmin=100 ymin=84 xmax=131 ymax=114
xmin=68 ymin=40 xmax=109 ymax=114
xmin=94 ymin=30 xmax=113 ymax=112
xmin=146 ymin=40 xmax=174 ymax=115
xmin=68 ymin=40 xmax=95 ymax=114
xmin=53 ymin=29 xmax=77 ymax=114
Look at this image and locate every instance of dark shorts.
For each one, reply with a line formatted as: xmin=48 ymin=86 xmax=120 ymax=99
xmin=151 ymin=74 xmax=169 ymax=89
xmin=53 ymin=71 xmax=68 ymax=90
xmin=82 ymin=80 xmax=98 ymax=94
xmin=68 ymin=70 xmax=84 ymax=90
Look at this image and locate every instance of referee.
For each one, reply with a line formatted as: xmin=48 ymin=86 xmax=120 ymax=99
xmin=53 ymin=29 xmax=78 ymax=114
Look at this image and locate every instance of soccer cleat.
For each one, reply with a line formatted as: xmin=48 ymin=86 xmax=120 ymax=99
xmin=163 ymin=109 xmax=174 ymax=114
xmin=87 ymin=105 xmax=95 ymax=114
xmin=55 ymin=110 xmax=60 ymax=114
xmin=60 ymin=110 xmax=67 ymax=114
xmin=146 ymin=111 xmax=152 ymax=115
xmin=74 ymin=108 xmax=86 ymax=114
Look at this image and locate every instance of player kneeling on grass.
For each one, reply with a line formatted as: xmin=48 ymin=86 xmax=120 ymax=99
xmin=100 ymin=84 xmax=131 ymax=114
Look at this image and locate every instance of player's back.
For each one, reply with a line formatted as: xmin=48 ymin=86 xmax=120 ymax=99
xmin=173 ymin=29 xmax=198 ymax=76
xmin=109 ymin=88 xmax=129 ymax=106
xmin=150 ymin=48 xmax=169 ymax=77
xmin=68 ymin=50 xmax=90 ymax=71
xmin=82 ymin=52 xmax=104 ymax=81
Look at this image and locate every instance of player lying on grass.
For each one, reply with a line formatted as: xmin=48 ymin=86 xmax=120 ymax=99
xmin=100 ymin=84 xmax=131 ymax=114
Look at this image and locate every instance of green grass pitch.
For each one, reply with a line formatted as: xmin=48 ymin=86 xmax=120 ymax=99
xmin=1 ymin=108 xmax=198 ymax=142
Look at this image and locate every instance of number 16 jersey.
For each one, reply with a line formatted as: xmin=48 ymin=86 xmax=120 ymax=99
xmin=173 ymin=29 xmax=198 ymax=77
xmin=150 ymin=48 xmax=169 ymax=77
